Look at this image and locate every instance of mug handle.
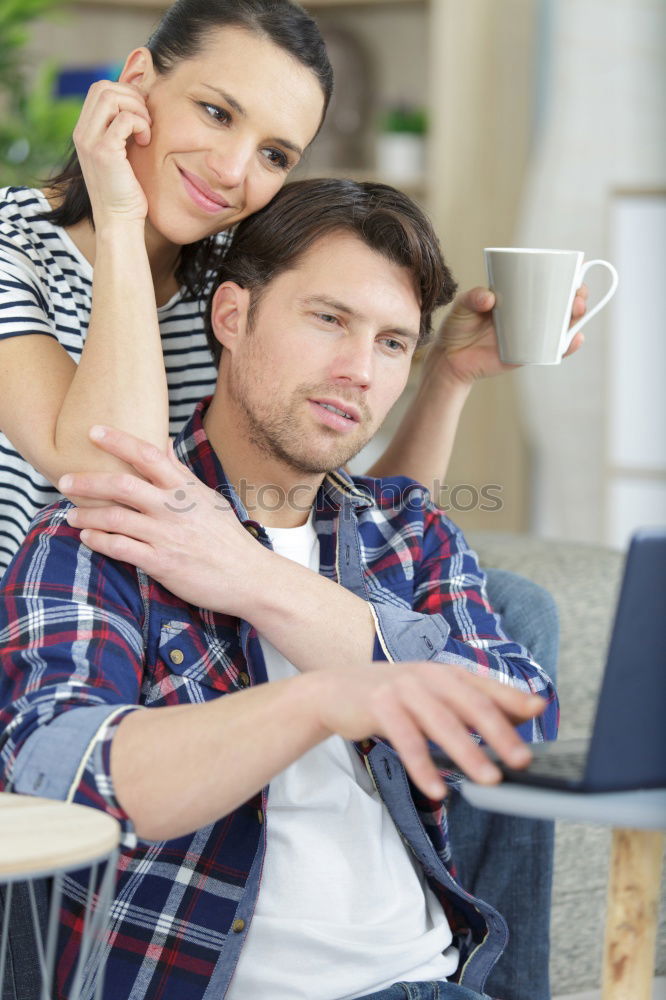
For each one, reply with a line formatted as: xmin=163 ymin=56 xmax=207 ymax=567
xmin=563 ymin=259 xmax=619 ymax=352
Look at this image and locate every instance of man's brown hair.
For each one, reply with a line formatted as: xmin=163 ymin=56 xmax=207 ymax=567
xmin=204 ymin=178 xmax=457 ymax=366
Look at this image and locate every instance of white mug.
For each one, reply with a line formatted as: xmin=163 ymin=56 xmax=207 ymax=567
xmin=484 ymin=248 xmax=619 ymax=365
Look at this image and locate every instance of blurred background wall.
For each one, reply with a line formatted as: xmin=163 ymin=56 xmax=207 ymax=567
xmin=4 ymin=0 xmax=665 ymax=548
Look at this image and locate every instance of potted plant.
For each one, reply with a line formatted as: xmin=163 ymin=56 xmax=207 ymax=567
xmin=376 ymin=105 xmax=427 ymax=185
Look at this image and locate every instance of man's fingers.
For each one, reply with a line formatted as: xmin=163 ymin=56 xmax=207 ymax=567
xmin=377 ymin=701 xmax=447 ymax=800
xmin=422 ymin=668 xmax=545 ymax=770
xmin=458 ymin=286 xmax=495 ymax=314
xmin=466 ymin=701 xmax=533 ymax=769
xmin=456 ymin=669 xmax=546 ymax=719
xmin=390 ymin=677 xmax=503 ymax=784
xmin=88 ymin=426 xmax=184 ymax=489
xmin=562 ymin=331 xmax=584 ymax=358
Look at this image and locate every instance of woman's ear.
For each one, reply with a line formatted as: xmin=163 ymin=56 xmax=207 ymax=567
xmin=210 ymin=283 xmax=251 ymax=355
xmin=118 ymin=47 xmax=158 ymax=95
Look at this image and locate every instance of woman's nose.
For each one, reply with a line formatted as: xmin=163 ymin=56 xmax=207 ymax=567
xmin=206 ymin=136 xmax=253 ymax=190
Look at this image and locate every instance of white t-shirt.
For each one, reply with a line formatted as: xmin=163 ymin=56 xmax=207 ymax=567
xmin=227 ymin=514 xmax=458 ymax=1000
xmin=0 ymin=186 xmax=223 ymax=572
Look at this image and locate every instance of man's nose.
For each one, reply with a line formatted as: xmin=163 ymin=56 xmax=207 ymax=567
xmin=206 ymin=136 xmax=253 ymax=190
xmin=330 ymin=338 xmax=373 ymax=391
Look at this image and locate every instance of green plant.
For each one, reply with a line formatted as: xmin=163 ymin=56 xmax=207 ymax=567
xmin=0 ymin=0 xmax=82 ymax=187
xmin=379 ymin=106 xmax=428 ymax=135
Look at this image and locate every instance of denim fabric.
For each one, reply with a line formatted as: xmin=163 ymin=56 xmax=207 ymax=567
xmin=354 ymin=981 xmax=489 ymax=999
xmin=446 ymin=568 xmax=559 ymax=1000
xmin=0 ymin=882 xmax=47 ymax=1000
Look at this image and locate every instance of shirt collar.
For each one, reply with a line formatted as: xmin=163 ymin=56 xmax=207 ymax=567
xmin=173 ymin=398 xmax=375 ymax=522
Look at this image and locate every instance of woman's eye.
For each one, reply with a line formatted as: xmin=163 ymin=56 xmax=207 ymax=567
xmin=262 ymin=148 xmax=289 ymax=171
xmin=200 ymin=102 xmax=231 ymax=125
xmin=315 ymin=313 xmax=340 ymax=325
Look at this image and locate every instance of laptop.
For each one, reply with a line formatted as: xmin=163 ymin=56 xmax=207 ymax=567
xmin=432 ymin=528 xmax=666 ymax=792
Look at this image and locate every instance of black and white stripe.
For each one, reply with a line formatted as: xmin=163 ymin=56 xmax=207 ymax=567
xmin=0 ymin=186 xmax=224 ymax=573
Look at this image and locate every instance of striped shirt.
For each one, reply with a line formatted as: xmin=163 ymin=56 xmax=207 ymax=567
xmin=0 ymin=397 xmax=559 ymax=1000
xmin=0 ymin=185 xmax=227 ymax=573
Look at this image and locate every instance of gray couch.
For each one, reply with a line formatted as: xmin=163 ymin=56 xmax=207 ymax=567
xmin=470 ymin=532 xmax=666 ymax=995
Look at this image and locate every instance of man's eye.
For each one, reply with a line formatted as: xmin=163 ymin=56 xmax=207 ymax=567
xmin=382 ymin=337 xmax=407 ymax=353
xmin=262 ymin=148 xmax=289 ymax=170
xmin=199 ymin=102 xmax=231 ymax=125
xmin=315 ymin=313 xmax=340 ymax=325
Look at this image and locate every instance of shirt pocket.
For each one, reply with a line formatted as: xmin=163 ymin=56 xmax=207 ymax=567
xmin=143 ymin=618 xmax=240 ymax=707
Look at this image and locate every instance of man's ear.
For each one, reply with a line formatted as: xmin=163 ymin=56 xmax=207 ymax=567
xmin=118 ymin=47 xmax=158 ymax=95
xmin=209 ymin=283 xmax=251 ymax=354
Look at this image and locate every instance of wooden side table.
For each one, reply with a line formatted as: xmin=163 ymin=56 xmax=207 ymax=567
xmin=460 ymin=781 xmax=666 ymax=1000
xmin=0 ymin=793 xmax=120 ymax=1000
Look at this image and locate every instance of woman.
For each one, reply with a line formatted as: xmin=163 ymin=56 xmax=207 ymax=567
xmin=0 ymin=0 xmax=330 ymax=570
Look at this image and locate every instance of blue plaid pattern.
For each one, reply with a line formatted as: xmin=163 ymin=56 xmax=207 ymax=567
xmin=0 ymin=399 xmax=558 ymax=999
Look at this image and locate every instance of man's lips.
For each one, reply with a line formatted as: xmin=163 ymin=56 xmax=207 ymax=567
xmin=309 ymin=398 xmax=363 ymax=432
xmin=178 ymin=167 xmax=232 ymax=213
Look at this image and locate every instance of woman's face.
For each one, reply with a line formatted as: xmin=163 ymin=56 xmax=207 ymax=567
xmin=124 ymin=26 xmax=326 ymax=246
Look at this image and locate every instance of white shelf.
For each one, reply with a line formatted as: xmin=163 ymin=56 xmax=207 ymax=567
xmin=74 ymin=0 xmax=424 ymax=9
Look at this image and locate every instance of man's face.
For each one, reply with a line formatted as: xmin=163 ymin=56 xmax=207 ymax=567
xmin=221 ymin=232 xmax=422 ymax=476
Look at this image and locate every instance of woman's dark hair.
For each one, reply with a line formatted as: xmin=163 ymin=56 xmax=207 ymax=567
xmin=204 ymin=178 xmax=458 ymax=365
xmin=39 ymin=0 xmax=333 ymax=298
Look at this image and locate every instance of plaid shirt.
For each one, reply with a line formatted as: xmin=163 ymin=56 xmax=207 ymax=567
xmin=0 ymin=398 xmax=558 ymax=1000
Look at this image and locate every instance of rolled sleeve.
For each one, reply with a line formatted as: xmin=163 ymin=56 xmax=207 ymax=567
xmin=368 ymin=504 xmax=559 ymax=743
xmin=369 ymin=603 xmax=452 ymax=662
xmin=0 ymin=506 xmax=148 ymax=842
xmin=10 ymin=704 xmax=144 ymax=844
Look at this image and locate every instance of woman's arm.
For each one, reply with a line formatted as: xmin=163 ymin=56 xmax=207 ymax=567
xmin=0 ymin=82 xmax=169 ymax=497
xmin=53 ymin=218 xmax=169 ymax=476
xmin=367 ymin=286 xmax=587 ymax=495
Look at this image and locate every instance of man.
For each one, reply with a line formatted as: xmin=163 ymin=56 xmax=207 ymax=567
xmin=0 ymin=179 xmax=557 ymax=1000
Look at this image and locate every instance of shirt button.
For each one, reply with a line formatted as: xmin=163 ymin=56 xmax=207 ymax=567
xmin=359 ymin=740 xmax=373 ymax=752
xmin=169 ymin=648 xmax=184 ymax=665
xmin=231 ymin=918 xmax=245 ymax=933
xmin=257 ymin=809 xmax=264 ymax=825
xmin=244 ymin=524 xmax=260 ymax=538
xmin=238 ymin=672 xmax=250 ymax=687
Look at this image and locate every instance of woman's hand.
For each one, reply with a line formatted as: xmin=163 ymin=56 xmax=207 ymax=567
xmin=59 ymin=426 xmax=262 ymax=616
xmin=73 ymin=80 xmax=153 ymax=226
xmin=431 ymin=284 xmax=589 ymax=386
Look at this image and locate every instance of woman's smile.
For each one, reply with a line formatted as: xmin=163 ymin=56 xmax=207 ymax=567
xmin=177 ymin=166 xmax=234 ymax=215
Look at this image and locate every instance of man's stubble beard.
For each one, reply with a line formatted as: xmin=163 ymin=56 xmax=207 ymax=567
xmin=228 ymin=356 xmax=377 ymax=476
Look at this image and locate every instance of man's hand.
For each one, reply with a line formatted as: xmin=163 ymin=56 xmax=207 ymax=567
xmin=59 ymin=426 xmax=262 ymax=617
xmin=112 ymin=656 xmax=548 ymax=841
xmin=315 ymin=660 xmax=546 ymax=799
xmin=431 ymin=284 xmax=589 ymax=385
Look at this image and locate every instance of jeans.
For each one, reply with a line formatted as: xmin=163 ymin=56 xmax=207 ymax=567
xmin=355 ymin=982 xmax=489 ymax=999
xmin=0 ymin=882 xmax=48 ymax=1000
xmin=0 ymin=571 xmax=558 ymax=1000
xmin=445 ymin=568 xmax=559 ymax=1000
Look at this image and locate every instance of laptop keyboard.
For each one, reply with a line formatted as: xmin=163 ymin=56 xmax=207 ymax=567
xmin=522 ymin=750 xmax=586 ymax=782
